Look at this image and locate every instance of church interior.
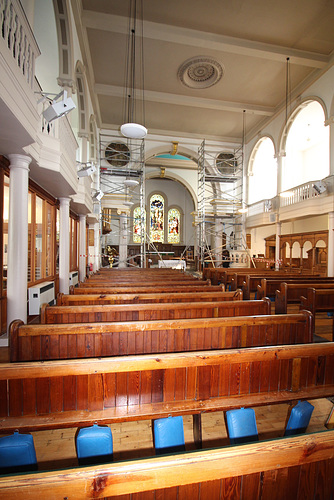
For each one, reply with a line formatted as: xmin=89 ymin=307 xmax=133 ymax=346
xmin=0 ymin=0 xmax=334 ymax=497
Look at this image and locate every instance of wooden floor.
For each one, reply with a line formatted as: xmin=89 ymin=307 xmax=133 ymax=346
xmin=0 ymin=304 xmax=333 ymax=472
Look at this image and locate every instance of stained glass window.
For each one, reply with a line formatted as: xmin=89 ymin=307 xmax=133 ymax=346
xmin=133 ymin=206 xmax=146 ymax=243
xmin=150 ymin=194 xmax=164 ymax=243
xmin=168 ymin=208 xmax=180 ymax=244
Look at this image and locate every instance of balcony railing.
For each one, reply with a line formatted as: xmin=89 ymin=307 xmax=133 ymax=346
xmin=247 ymin=177 xmax=332 ymax=219
xmin=1 ymin=0 xmax=40 ymax=89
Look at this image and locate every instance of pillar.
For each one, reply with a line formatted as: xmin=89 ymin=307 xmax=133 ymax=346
xmin=275 ymin=151 xmax=285 ymax=194
xmin=7 ymin=154 xmax=31 ymax=332
xmin=79 ymin=215 xmax=87 ymax=281
xmin=213 ymin=218 xmax=223 ymax=266
xmin=275 ymin=221 xmax=282 ymax=271
xmin=118 ymin=210 xmax=128 ymax=268
xmin=328 ymin=212 xmax=334 ymax=277
xmin=325 ymin=116 xmax=334 ymax=176
xmin=94 ymin=221 xmax=100 ymax=272
xmin=59 ymin=197 xmax=70 ymax=294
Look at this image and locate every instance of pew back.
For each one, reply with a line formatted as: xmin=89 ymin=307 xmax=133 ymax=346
xmin=41 ymin=298 xmax=271 ymax=325
xmin=1 ymin=342 xmax=334 ymax=434
xmin=70 ymin=285 xmax=224 ymax=295
xmin=276 ymin=282 xmax=334 ymax=314
xmin=10 ymin=312 xmax=313 ymax=362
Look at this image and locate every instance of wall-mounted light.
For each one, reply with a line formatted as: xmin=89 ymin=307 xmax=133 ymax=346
xmin=93 ymin=190 xmax=104 ymax=201
xmin=77 ymin=163 xmax=96 ymax=178
xmin=39 ymin=90 xmax=76 ymax=122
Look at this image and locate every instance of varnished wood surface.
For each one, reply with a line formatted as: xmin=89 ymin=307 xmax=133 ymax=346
xmin=0 ymin=430 xmax=333 ymax=499
xmin=41 ymin=299 xmax=271 ymax=324
xmin=71 ymin=285 xmax=224 ymax=295
xmin=10 ymin=312 xmax=313 ymax=361
xmin=1 ymin=342 xmax=334 ymax=433
xmin=57 ymin=290 xmax=242 ymax=305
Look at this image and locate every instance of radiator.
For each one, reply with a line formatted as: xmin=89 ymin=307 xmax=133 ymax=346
xmin=69 ymin=271 xmax=79 ymax=287
xmin=28 ymin=281 xmax=55 ymax=315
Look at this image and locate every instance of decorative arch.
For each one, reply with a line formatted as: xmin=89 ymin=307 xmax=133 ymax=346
xmin=52 ymin=0 xmax=75 ymax=91
xmin=279 ymin=98 xmax=330 ymax=192
xmin=75 ymin=61 xmax=89 ymax=134
xmin=279 ymin=97 xmax=329 ymax=153
xmin=89 ymin=115 xmax=98 ymax=163
xmin=247 ymin=136 xmax=277 ymax=204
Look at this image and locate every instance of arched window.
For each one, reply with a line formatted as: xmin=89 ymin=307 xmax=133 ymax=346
xmin=133 ymin=206 xmax=146 ymax=243
xmin=150 ymin=194 xmax=164 ymax=243
xmin=248 ymin=137 xmax=276 ymax=205
xmin=282 ymin=100 xmax=329 ymax=191
xmin=167 ymin=208 xmax=180 ymax=244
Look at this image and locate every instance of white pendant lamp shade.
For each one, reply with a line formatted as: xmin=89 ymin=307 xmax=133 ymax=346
xmin=123 ymin=200 xmax=134 ymax=206
xmin=121 ymin=123 xmax=147 ymax=139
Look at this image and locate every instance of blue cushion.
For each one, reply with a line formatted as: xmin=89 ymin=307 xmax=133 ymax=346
xmin=0 ymin=431 xmax=37 ymax=473
xmin=76 ymin=424 xmax=113 ymax=465
xmin=154 ymin=416 xmax=185 ymax=455
xmin=284 ymin=400 xmax=314 ymax=436
xmin=226 ymin=408 xmax=259 ymax=444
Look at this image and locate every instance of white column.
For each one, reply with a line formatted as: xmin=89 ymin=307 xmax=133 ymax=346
xmin=275 ymin=221 xmax=282 ymax=271
xmin=7 ymin=154 xmax=31 ymax=331
xmin=79 ymin=215 xmax=87 ymax=281
xmin=275 ymin=151 xmax=285 ymax=194
xmin=94 ymin=221 xmax=100 ymax=272
xmin=59 ymin=197 xmax=70 ymax=294
xmin=325 ymin=117 xmax=334 ymax=176
xmin=328 ymin=212 xmax=334 ymax=277
xmin=213 ymin=218 xmax=223 ymax=266
xmin=118 ymin=210 xmax=128 ymax=268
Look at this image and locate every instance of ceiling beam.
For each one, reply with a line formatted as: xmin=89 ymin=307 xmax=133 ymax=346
xmin=82 ymin=11 xmax=329 ymax=69
xmin=95 ymin=83 xmax=274 ymax=116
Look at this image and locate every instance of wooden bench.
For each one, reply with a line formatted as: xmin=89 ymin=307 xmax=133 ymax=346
xmin=70 ymin=284 xmax=224 ymax=295
xmin=57 ymin=289 xmax=243 ymax=306
xmin=257 ymin=277 xmax=334 ymax=300
xmin=1 ymin=342 xmax=334 ymax=436
xmin=10 ymin=311 xmax=313 ymax=362
xmin=231 ymin=272 xmax=319 ymax=298
xmin=41 ymin=298 xmax=271 ymax=324
xmin=77 ymin=279 xmax=210 ymax=288
xmin=1 ymin=430 xmax=333 ymax=499
xmin=300 ymin=288 xmax=334 ymax=340
xmin=276 ymin=282 xmax=334 ymax=314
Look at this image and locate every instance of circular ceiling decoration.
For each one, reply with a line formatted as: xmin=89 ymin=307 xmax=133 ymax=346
xmin=178 ymin=57 xmax=223 ymax=89
xmin=105 ymin=142 xmax=130 ymax=167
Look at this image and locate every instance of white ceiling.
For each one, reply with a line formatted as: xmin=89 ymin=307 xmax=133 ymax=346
xmin=75 ymin=0 xmax=334 ymax=142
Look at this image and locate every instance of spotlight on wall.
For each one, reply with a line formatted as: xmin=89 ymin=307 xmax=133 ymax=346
xmin=93 ymin=190 xmax=104 ymax=201
xmin=41 ymin=90 xmax=76 ymax=122
xmin=313 ymin=181 xmax=326 ymax=195
xmin=77 ymin=163 xmax=96 ymax=178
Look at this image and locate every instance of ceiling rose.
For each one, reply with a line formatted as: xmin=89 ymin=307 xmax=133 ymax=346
xmin=178 ymin=57 xmax=223 ymax=89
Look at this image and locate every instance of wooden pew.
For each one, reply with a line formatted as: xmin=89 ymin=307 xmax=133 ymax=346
xmin=77 ymin=278 xmax=210 ymax=288
xmin=231 ymin=272 xmax=320 ymax=298
xmin=300 ymin=288 xmax=334 ymax=340
xmin=70 ymin=284 xmax=224 ymax=295
xmin=10 ymin=311 xmax=313 ymax=362
xmin=41 ymin=298 xmax=271 ymax=324
xmin=1 ymin=342 xmax=334 ymax=435
xmin=257 ymin=277 xmax=334 ymax=300
xmin=276 ymin=282 xmax=334 ymax=314
xmin=1 ymin=430 xmax=334 ymax=499
xmin=57 ymin=289 xmax=243 ymax=306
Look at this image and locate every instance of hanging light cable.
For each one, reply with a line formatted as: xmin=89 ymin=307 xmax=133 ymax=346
xmin=121 ymin=0 xmax=147 ymax=139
